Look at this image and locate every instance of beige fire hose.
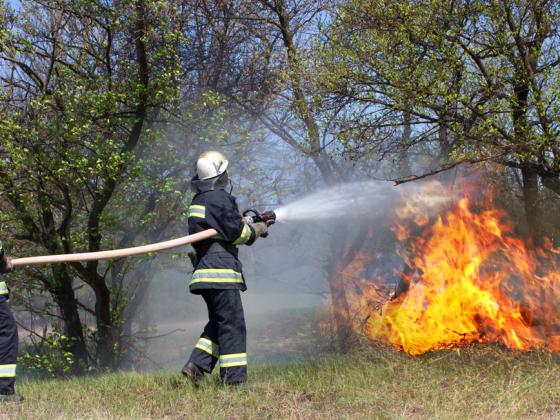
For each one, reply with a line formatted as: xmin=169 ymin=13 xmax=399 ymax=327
xmin=10 ymin=228 xmax=218 ymax=267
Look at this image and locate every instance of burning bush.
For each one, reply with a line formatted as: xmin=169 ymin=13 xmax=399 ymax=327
xmin=340 ymin=181 xmax=560 ymax=355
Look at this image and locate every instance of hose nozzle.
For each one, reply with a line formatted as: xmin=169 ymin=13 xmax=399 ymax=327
xmin=243 ymin=209 xmax=276 ymax=225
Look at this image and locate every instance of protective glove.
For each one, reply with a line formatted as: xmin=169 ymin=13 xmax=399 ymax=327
xmin=0 ymin=253 xmax=12 ymax=274
xmin=249 ymin=222 xmax=268 ymax=238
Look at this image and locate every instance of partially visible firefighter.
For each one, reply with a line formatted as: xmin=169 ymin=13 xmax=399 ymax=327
xmin=182 ymin=151 xmax=272 ymax=385
xmin=0 ymin=243 xmax=22 ymax=402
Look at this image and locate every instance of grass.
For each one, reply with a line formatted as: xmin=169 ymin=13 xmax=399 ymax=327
xmin=4 ymin=344 xmax=560 ymax=419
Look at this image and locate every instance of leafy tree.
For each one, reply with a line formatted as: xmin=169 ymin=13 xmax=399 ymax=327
xmin=0 ymin=0 xmax=186 ymax=370
xmin=321 ymin=0 xmax=560 ymax=244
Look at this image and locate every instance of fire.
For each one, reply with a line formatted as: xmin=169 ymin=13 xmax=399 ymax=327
xmin=341 ymin=182 xmax=560 ymax=355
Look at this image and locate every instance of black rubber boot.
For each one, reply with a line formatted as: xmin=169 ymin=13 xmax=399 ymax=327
xmin=181 ymin=361 xmax=205 ymax=384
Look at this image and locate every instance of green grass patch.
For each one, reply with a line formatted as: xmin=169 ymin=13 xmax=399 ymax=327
xmin=4 ymin=344 xmax=560 ymax=419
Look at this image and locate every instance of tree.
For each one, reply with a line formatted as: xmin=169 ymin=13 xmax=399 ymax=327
xmin=321 ymin=0 xmax=560 ymax=244
xmin=0 ymin=0 xmax=185 ymax=370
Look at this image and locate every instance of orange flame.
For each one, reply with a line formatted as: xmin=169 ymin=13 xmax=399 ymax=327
xmin=341 ymin=182 xmax=560 ymax=355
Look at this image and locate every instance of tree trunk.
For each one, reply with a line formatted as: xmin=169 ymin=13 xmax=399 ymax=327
xmin=521 ymin=166 xmax=543 ymax=247
xmin=94 ymin=281 xmax=114 ymax=369
xmin=438 ymin=121 xmax=451 ymax=163
xmin=84 ymin=0 xmax=150 ymax=370
xmin=49 ymin=266 xmax=88 ymax=372
xmin=397 ymin=107 xmax=412 ymax=176
xmin=513 ymin=73 xmax=541 ymax=246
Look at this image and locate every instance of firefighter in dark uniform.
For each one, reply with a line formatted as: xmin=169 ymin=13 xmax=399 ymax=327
xmin=0 ymin=243 xmax=22 ymax=402
xmin=181 ymin=151 xmax=269 ymax=385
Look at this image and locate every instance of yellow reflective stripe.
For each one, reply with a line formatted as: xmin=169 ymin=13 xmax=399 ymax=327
xmin=219 ymin=353 xmax=247 ymax=368
xmin=212 ymin=234 xmax=224 ymax=240
xmin=195 ymin=337 xmax=219 ymax=358
xmin=233 ymin=224 xmax=252 ymax=245
xmin=187 ymin=205 xmax=205 ymax=218
xmin=194 ymin=269 xmax=241 ymax=274
xmin=190 ymin=268 xmax=243 ymax=284
xmin=190 ymin=268 xmax=243 ymax=285
xmin=0 ymin=281 xmax=7 ymax=295
xmin=190 ymin=278 xmax=244 ymax=284
xmin=219 ymin=352 xmax=246 ymax=358
xmin=221 ymin=361 xmax=247 ymax=367
xmin=0 ymin=364 xmax=16 ymax=378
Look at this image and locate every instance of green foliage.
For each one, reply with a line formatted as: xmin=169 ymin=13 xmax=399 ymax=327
xmin=0 ymin=0 xmax=199 ymax=371
xmin=320 ymin=0 xmax=560 ymax=176
xmin=0 ymin=0 xmax=263 ymax=372
xmin=19 ymin=330 xmax=76 ymax=378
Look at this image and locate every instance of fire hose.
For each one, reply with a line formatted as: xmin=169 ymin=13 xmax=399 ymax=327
xmin=8 ymin=210 xmax=276 ymax=268
xmin=10 ymin=229 xmax=219 ymax=267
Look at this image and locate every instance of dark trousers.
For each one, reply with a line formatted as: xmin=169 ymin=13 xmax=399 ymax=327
xmin=0 ymin=297 xmax=17 ymax=394
xmin=187 ymin=289 xmax=247 ymax=383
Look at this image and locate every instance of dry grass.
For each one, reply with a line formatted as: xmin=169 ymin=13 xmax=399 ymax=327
xmin=3 ymin=344 xmax=560 ymax=419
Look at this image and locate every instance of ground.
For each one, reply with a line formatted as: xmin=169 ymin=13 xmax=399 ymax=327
xmin=3 ymin=345 xmax=560 ymax=419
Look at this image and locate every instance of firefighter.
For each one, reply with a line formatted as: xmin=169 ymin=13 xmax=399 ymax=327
xmin=181 ymin=151 xmax=269 ymax=385
xmin=0 ymin=243 xmax=22 ymax=402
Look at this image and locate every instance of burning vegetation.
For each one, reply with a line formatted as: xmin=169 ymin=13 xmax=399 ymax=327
xmin=340 ymin=181 xmax=560 ymax=355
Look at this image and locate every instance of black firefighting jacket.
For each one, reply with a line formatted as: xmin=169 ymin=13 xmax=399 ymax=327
xmin=187 ymin=189 xmax=256 ymax=293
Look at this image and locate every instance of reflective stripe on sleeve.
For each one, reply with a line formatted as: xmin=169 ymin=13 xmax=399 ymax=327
xmin=219 ymin=353 xmax=247 ymax=368
xmin=187 ymin=205 xmax=205 ymax=219
xmin=195 ymin=337 xmax=219 ymax=358
xmin=0 ymin=364 xmax=16 ymax=378
xmin=190 ymin=269 xmax=243 ymax=285
xmin=233 ymin=224 xmax=252 ymax=245
xmin=0 ymin=281 xmax=8 ymax=295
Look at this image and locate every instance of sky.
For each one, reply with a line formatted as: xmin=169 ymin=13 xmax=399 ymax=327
xmin=5 ymin=0 xmax=21 ymax=11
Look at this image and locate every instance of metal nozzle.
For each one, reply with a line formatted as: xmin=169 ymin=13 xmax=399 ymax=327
xmin=260 ymin=210 xmax=276 ymax=225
